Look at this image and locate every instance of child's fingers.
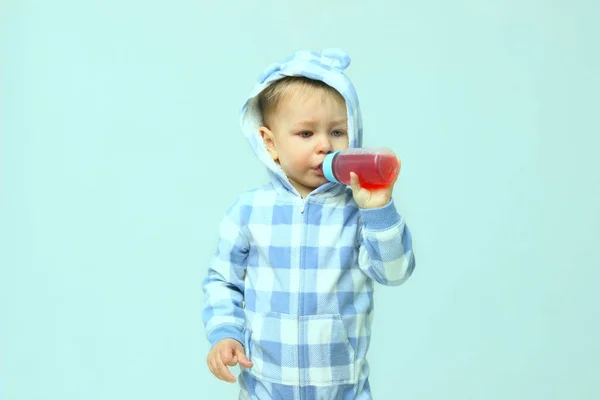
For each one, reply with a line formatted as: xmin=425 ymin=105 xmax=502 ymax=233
xmin=207 ymin=353 xmax=218 ymax=377
xmin=223 ymin=350 xmax=238 ymax=367
xmin=236 ymin=350 xmax=253 ymax=368
xmin=224 ymin=356 xmax=237 ymax=366
xmin=220 ymin=345 xmax=237 ymax=365
xmin=349 ymin=172 xmax=360 ymax=192
xmin=231 ymin=341 xmax=253 ymax=368
xmin=215 ymin=352 xmax=236 ymax=382
xmin=210 ymin=352 xmax=226 ymax=381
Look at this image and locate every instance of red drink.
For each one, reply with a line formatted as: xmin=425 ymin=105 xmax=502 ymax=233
xmin=323 ymin=147 xmax=400 ymax=189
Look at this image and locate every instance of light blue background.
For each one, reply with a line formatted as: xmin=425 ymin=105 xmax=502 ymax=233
xmin=2 ymin=0 xmax=599 ymax=399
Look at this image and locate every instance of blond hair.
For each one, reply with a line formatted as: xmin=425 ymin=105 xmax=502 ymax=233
xmin=258 ymin=76 xmax=344 ymax=126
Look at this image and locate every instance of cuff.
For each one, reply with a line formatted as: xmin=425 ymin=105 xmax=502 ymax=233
xmin=207 ymin=324 xmax=245 ymax=348
xmin=359 ymin=199 xmax=402 ymax=230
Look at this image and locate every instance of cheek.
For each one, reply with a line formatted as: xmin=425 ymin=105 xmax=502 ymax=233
xmin=284 ymin=147 xmax=310 ymax=169
xmin=333 ymin=136 xmax=349 ymax=150
xmin=286 ymin=151 xmax=303 ymax=167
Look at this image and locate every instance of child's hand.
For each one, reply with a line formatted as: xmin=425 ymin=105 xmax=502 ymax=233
xmin=349 ymin=158 xmax=401 ymax=209
xmin=207 ymin=338 xmax=253 ymax=383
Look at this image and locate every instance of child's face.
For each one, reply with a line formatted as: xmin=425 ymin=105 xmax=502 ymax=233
xmin=260 ymin=87 xmax=349 ymax=198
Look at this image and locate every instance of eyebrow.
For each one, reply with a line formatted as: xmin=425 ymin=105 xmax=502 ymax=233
xmin=330 ymin=119 xmax=347 ymax=126
xmin=293 ymin=119 xmax=347 ymax=128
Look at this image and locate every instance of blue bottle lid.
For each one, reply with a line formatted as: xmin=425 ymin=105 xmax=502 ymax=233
xmin=322 ymin=150 xmax=341 ymax=183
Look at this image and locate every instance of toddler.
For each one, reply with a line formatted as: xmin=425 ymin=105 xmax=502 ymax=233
xmin=202 ymin=48 xmax=416 ymax=399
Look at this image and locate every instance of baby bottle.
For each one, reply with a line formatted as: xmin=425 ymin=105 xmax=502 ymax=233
xmin=322 ymin=147 xmax=400 ymax=189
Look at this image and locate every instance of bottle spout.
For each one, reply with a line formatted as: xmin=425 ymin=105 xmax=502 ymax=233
xmin=322 ymin=151 xmax=341 ymax=183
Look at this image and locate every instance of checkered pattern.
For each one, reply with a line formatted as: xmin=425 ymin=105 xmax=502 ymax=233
xmin=238 ymin=368 xmax=374 ymax=400
xmin=202 ymin=186 xmax=415 ymax=391
xmin=202 ymin=49 xmax=416 ymax=399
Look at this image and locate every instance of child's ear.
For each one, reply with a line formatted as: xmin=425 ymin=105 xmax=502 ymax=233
xmin=259 ymin=126 xmax=278 ymax=161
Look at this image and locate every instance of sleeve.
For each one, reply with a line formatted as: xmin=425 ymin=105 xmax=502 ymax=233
xmin=357 ymin=199 xmax=416 ymax=286
xmin=202 ymin=197 xmax=249 ymax=348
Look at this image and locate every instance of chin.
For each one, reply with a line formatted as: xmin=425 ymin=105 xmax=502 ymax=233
xmin=312 ymin=177 xmax=329 ymax=187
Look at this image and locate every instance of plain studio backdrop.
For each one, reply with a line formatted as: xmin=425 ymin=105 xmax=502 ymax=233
xmin=1 ymin=0 xmax=599 ymax=399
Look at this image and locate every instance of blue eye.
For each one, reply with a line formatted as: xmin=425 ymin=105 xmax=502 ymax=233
xmin=300 ymin=131 xmax=312 ymax=138
xmin=331 ymin=130 xmax=345 ymax=137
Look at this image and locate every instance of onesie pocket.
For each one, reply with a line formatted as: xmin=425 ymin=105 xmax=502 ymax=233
xmin=298 ymin=313 xmax=357 ymax=386
xmin=248 ymin=312 xmax=357 ymax=386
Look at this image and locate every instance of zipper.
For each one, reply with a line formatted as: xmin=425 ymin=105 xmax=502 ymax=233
xmin=298 ymin=196 xmax=308 ymax=389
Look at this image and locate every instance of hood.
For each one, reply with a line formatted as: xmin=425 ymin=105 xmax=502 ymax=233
xmin=239 ymin=48 xmax=363 ymax=197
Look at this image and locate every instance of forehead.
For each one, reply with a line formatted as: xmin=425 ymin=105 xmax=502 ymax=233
xmin=278 ymin=85 xmax=346 ymax=113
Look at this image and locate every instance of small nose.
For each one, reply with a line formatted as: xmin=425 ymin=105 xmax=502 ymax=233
xmin=316 ymin=135 xmax=332 ymax=154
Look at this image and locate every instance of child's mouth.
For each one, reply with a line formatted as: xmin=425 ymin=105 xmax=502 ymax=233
xmin=313 ymin=165 xmax=323 ymax=174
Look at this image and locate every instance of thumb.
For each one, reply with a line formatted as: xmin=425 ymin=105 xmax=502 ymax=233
xmin=349 ymin=172 xmax=361 ymax=193
xmin=234 ymin=343 xmax=253 ymax=368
